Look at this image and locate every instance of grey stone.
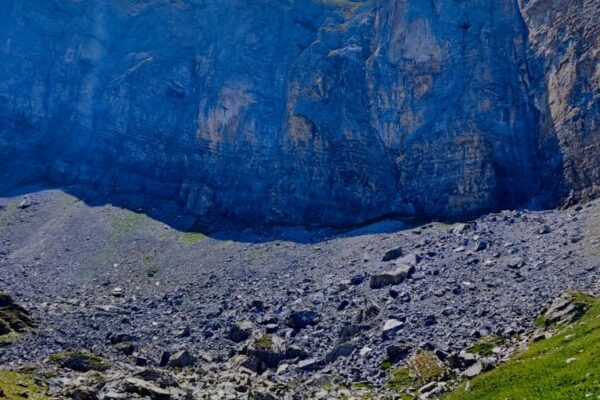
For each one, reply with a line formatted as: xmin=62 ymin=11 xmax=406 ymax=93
xmin=229 ymin=320 xmax=255 ymax=343
xmin=382 ymin=319 xmax=404 ymax=337
xmin=382 ymin=247 xmax=403 ymax=262
xmin=325 ymin=342 xmax=356 ymax=363
xmin=463 ymin=362 xmax=483 ymax=378
xmin=167 ymin=350 xmax=194 ymax=368
xmin=370 ymin=265 xmax=415 ymax=289
xmin=286 ymin=310 xmax=320 ymax=330
xmin=297 ymin=358 xmax=323 ymax=372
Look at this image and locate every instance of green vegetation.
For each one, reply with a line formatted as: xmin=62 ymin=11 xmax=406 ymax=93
xmin=111 ymin=210 xmax=146 ymax=237
xmin=90 ymin=248 xmax=113 ymax=264
xmin=0 ymin=293 xmax=35 ymax=347
xmin=386 ymin=351 xmax=446 ymax=395
xmin=49 ymin=351 xmax=110 ymax=372
xmin=143 ymin=254 xmax=159 ymax=277
xmin=0 ymin=331 xmax=20 ymax=346
xmin=181 ymin=231 xmax=206 ymax=244
xmin=0 ymin=370 xmax=49 ymax=399
xmin=254 ymin=334 xmax=274 ymax=350
xmin=386 ymin=367 xmax=413 ymax=392
xmin=445 ymin=294 xmax=600 ymax=400
xmin=351 ymin=382 xmax=374 ymax=390
xmin=534 ymin=314 xmax=547 ymax=328
xmin=468 ymin=335 xmax=504 ymax=356
xmin=409 ymin=350 xmax=446 ymax=386
xmin=0 ymin=200 xmax=18 ymax=234
xmin=380 ymin=361 xmax=393 ymax=371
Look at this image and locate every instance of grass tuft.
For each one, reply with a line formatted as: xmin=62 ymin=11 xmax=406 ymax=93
xmin=469 ymin=335 xmax=504 ymax=356
xmin=0 ymin=370 xmax=50 ymax=399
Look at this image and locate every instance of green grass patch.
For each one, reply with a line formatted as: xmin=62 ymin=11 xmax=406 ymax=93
xmin=0 ymin=331 xmax=20 ymax=346
xmin=181 ymin=231 xmax=206 ymax=244
xmin=445 ymin=294 xmax=600 ymax=399
xmin=143 ymin=255 xmax=159 ymax=277
xmin=469 ymin=335 xmax=504 ymax=356
xmin=351 ymin=382 xmax=374 ymax=390
xmin=111 ymin=210 xmax=146 ymax=237
xmin=254 ymin=334 xmax=274 ymax=350
xmin=0 ymin=370 xmax=50 ymax=399
xmin=380 ymin=361 xmax=393 ymax=371
xmin=386 ymin=351 xmax=446 ymax=395
xmin=386 ymin=367 xmax=413 ymax=392
xmin=534 ymin=314 xmax=547 ymax=328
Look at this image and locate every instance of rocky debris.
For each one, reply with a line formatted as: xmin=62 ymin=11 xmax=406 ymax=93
xmin=473 ymin=240 xmax=488 ymax=252
xmin=168 ymin=350 xmax=194 ymax=369
xmin=17 ymin=196 xmax=34 ymax=209
xmin=123 ymin=377 xmax=174 ymax=399
xmin=0 ymin=291 xmax=595 ymax=400
xmin=0 ymin=190 xmax=599 ymax=396
xmin=49 ymin=351 xmax=111 ymax=372
xmin=382 ymin=319 xmax=404 ymax=338
xmin=387 ymin=344 xmax=411 ymax=363
xmin=543 ymin=292 xmax=595 ymax=326
xmin=382 ymin=247 xmax=403 ymax=262
xmin=537 ymin=225 xmax=552 ymax=235
xmin=506 ymin=257 xmax=523 ymax=269
xmin=229 ymin=321 xmax=254 ymax=343
xmin=325 ymin=342 xmax=356 ymax=364
xmin=394 ymin=253 xmax=422 ymax=266
xmin=286 ymin=310 xmax=320 ymax=330
xmin=297 ymin=358 xmax=323 ymax=372
xmin=370 ymin=265 xmax=415 ymax=289
xmin=355 ymin=302 xmax=380 ymax=324
xmin=463 ymin=362 xmax=483 ymax=378
xmin=246 ymin=335 xmax=287 ymax=369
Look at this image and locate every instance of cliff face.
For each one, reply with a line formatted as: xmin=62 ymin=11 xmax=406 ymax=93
xmin=0 ymin=0 xmax=597 ymax=227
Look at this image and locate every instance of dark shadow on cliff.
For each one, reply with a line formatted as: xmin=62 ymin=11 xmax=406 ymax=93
xmin=0 ymin=180 xmax=420 ymax=244
xmin=1 ymin=176 xmax=568 ymax=245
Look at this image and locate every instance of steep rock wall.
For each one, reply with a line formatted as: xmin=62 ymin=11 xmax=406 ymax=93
xmin=0 ymin=0 xmax=597 ymax=227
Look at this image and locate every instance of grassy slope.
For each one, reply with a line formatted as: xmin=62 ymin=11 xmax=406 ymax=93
xmin=445 ymin=296 xmax=600 ymax=400
xmin=0 ymin=370 xmax=49 ymax=400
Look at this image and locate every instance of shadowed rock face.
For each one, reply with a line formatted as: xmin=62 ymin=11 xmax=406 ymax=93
xmin=0 ymin=0 xmax=597 ymax=228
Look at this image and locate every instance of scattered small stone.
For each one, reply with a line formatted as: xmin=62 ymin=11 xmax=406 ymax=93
xmin=382 ymin=319 xmax=403 ymax=338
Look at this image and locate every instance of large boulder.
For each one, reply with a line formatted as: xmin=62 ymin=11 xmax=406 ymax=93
xmin=370 ymin=265 xmax=415 ymax=289
xmin=543 ymin=292 xmax=595 ymax=326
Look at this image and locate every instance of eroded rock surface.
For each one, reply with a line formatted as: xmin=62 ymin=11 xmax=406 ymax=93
xmin=0 ymin=0 xmax=598 ymax=228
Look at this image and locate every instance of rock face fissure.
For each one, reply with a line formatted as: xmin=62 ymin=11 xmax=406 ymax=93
xmin=0 ymin=0 xmax=598 ymax=227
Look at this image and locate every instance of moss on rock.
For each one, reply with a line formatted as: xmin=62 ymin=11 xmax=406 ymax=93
xmin=49 ymin=351 xmax=111 ymax=372
xmin=0 ymin=293 xmax=35 ymax=346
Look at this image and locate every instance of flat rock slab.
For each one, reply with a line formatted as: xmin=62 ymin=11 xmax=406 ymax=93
xmin=370 ymin=265 xmax=415 ymax=289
